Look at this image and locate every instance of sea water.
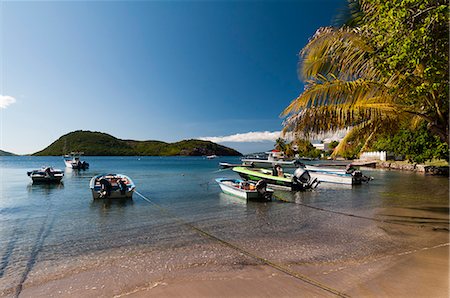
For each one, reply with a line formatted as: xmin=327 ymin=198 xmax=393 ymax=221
xmin=0 ymin=156 xmax=448 ymax=295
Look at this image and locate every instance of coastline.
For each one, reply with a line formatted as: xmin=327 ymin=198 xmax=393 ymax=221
xmin=374 ymin=161 xmax=449 ymax=176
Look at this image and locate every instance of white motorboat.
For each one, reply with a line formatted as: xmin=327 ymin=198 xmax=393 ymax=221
xmin=64 ymin=152 xmax=89 ymax=169
xmin=242 ymin=150 xmax=301 ymax=168
xmin=215 ymin=178 xmax=273 ymax=201
xmin=89 ymin=174 xmax=135 ymax=199
xmin=27 ymin=167 xmax=64 ymax=183
xmin=304 ymin=165 xmax=347 ymax=174
xmin=207 ymin=155 xmax=217 ymax=159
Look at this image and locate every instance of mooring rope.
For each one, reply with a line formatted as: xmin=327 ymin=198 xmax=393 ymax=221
xmin=134 ymin=190 xmax=349 ymax=297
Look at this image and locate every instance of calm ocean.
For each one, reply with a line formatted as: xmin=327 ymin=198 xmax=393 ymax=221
xmin=0 ymin=156 xmax=448 ymax=295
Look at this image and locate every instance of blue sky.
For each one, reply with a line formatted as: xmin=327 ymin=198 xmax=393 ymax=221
xmin=0 ymin=0 xmax=345 ymax=154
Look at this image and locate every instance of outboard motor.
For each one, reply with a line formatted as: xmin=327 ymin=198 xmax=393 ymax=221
xmin=293 ymin=168 xmax=318 ymax=190
xmin=99 ymin=178 xmax=112 ymax=198
xmin=118 ymin=179 xmax=127 ymax=195
xmin=346 ymin=164 xmax=372 ymax=183
xmin=255 ymin=180 xmax=271 ymax=200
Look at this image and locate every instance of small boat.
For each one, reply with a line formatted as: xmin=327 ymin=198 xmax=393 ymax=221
xmin=306 ymin=164 xmax=372 ymax=184
xmin=27 ymin=167 xmax=64 ymax=183
xmin=232 ymin=167 xmax=318 ymax=191
xmin=242 ymin=150 xmax=301 ymax=168
xmin=89 ymin=174 xmax=135 ymax=199
xmin=215 ymin=178 xmax=273 ymax=201
xmin=64 ymin=152 xmax=89 ymax=170
xmin=206 ymin=155 xmax=217 ymax=159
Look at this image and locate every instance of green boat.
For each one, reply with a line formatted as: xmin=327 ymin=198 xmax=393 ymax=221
xmin=232 ymin=166 xmax=317 ymax=191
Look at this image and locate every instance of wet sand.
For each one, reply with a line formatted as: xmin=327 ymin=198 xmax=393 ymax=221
xmin=9 ymin=220 xmax=449 ymax=298
xmin=14 ymin=242 xmax=449 ymax=298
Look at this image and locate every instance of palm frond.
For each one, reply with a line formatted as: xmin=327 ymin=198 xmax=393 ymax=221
xmin=281 ymin=77 xmax=389 ymax=117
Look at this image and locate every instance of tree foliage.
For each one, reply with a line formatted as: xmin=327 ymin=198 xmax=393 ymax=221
xmin=372 ymin=124 xmax=449 ymax=163
xmin=282 ymin=0 xmax=449 ymax=158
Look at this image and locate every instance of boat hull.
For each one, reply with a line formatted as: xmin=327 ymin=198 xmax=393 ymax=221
xmin=308 ymin=171 xmax=355 ymax=185
xmin=30 ymin=175 xmax=63 ymax=184
xmin=90 ymin=189 xmax=134 ymax=199
xmin=215 ymin=178 xmax=273 ymax=200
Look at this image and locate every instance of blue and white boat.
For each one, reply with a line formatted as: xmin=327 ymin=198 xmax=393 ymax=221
xmin=89 ymin=174 xmax=135 ymax=199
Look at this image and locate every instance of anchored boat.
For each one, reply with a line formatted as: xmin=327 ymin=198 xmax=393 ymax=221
xmin=64 ymin=152 xmax=89 ymax=170
xmin=232 ymin=166 xmax=318 ymax=191
xmin=241 ymin=150 xmax=301 ymax=168
xmin=215 ymin=178 xmax=273 ymax=201
xmin=89 ymin=174 xmax=135 ymax=199
xmin=27 ymin=167 xmax=64 ymax=183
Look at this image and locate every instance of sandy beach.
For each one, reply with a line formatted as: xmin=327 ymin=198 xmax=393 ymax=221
xmin=14 ymin=236 xmax=449 ymax=298
xmin=8 ymin=208 xmax=449 ymax=298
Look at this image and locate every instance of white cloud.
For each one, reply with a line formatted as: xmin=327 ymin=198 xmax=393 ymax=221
xmin=200 ymin=128 xmax=350 ymax=144
xmin=0 ymin=95 xmax=16 ymax=109
xmin=200 ymin=131 xmax=281 ymax=143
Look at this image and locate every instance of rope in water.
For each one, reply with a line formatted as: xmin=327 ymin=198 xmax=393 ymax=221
xmin=134 ymin=190 xmax=349 ymax=297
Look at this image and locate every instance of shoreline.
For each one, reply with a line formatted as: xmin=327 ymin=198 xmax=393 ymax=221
xmin=374 ymin=161 xmax=449 ymax=176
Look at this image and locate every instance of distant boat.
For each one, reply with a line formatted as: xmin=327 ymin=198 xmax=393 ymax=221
xmin=215 ymin=178 xmax=273 ymax=201
xmin=27 ymin=167 xmax=64 ymax=183
xmin=242 ymin=150 xmax=301 ymax=168
xmin=232 ymin=167 xmax=318 ymax=191
xmin=206 ymin=155 xmax=217 ymax=159
xmin=64 ymin=152 xmax=89 ymax=170
xmin=89 ymin=174 xmax=135 ymax=199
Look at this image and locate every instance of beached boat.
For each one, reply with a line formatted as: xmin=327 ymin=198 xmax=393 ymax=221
xmin=215 ymin=178 xmax=273 ymax=201
xmin=89 ymin=174 xmax=135 ymax=199
xmin=232 ymin=166 xmax=318 ymax=191
xmin=64 ymin=152 xmax=89 ymax=169
xmin=27 ymin=167 xmax=64 ymax=183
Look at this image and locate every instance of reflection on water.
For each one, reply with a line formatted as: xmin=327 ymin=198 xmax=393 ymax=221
xmin=27 ymin=182 xmax=64 ymax=195
xmin=90 ymin=197 xmax=134 ymax=210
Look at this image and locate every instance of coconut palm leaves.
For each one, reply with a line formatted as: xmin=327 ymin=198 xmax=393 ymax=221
xmin=282 ymin=27 xmax=401 ymax=155
xmin=282 ymin=0 xmax=449 ymax=157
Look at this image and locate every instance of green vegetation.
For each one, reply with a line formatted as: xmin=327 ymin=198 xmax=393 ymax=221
xmin=275 ymin=137 xmax=321 ymax=159
xmin=281 ymin=0 xmax=448 ymax=160
xmin=372 ymin=124 xmax=449 ymax=163
xmin=33 ymin=130 xmax=242 ymax=156
xmin=0 ymin=149 xmax=16 ymax=156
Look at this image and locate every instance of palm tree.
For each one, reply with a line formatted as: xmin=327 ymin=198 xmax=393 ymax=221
xmin=281 ymin=1 xmax=448 ymax=156
xmin=274 ymin=137 xmax=287 ymax=152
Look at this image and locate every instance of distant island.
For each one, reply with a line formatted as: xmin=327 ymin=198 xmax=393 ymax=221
xmin=0 ymin=149 xmax=16 ymax=156
xmin=32 ymin=130 xmax=242 ymax=156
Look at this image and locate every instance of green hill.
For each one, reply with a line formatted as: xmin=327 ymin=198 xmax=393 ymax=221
xmin=0 ymin=149 xmax=16 ymax=156
xmin=33 ymin=130 xmax=242 ymax=156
